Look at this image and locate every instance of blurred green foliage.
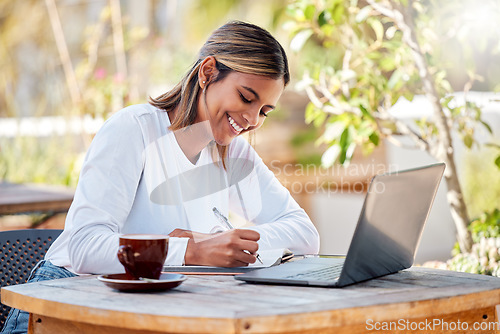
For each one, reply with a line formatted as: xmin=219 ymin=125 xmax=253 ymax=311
xmin=285 ymin=0 xmax=500 ymax=167
xmin=463 ymin=149 xmax=500 ymax=218
xmin=469 ymin=210 xmax=500 ymax=243
xmin=285 ymin=0 xmax=500 ymax=255
xmin=448 ymin=209 xmax=500 ymax=276
xmin=0 ymin=137 xmax=81 ymax=187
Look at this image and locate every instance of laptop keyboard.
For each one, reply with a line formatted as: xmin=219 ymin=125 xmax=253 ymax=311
xmin=284 ymin=264 xmax=343 ymax=281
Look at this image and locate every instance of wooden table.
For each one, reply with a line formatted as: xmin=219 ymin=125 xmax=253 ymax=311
xmin=2 ymin=267 xmax=500 ymax=334
xmin=0 ymin=182 xmax=74 ymax=215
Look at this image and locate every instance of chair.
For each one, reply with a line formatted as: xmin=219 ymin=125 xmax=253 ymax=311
xmin=0 ymin=229 xmax=62 ymax=329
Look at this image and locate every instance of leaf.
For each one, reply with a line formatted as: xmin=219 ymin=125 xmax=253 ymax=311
xmin=305 ymin=103 xmax=317 ymax=125
xmin=345 ymin=143 xmax=356 ymax=162
xmin=485 ymin=143 xmax=500 ymax=149
xmin=366 ymin=51 xmax=382 ymax=60
xmin=388 ymin=69 xmax=403 ymax=89
xmin=318 ymin=10 xmax=331 ymax=27
xmin=369 ymin=132 xmax=380 ymax=146
xmin=495 ymin=155 xmax=500 ymax=170
xmin=441 ymin=95 xmax=454 ymax=108
xmin=338 ymin=128 xmax=350 ymax=164
xmin=331 ymin=3 xmax=345 ymax=23
xmin=320 ymin=24 xmax=335 ymax=37
xmin=323 ymin=121 xmax=345 ymax=142
xmin=359 ymin=104 xmax=375 ymax=121
xmin=290 ymin=29 xmax=313 ymax=52
xmin=368 ymin=18 xmax=384 ymax=42
xmin=339 ymin=149 xmax=347 ymax=165
xmin=380 ymin=57 xmax=396 ymax=71
xmin=304 ymin=4 xmax=316 ymax=20
xmin=480 ymin=120 xmax=493 ymax=135
xmin=403 ymin=92 xmax=415 ymax=102
xmin=313 ymin=112 xmax=327 ymax=128
xmin=321 ymin=145 xmax=341 ymax=168
xmin=357 ymin=121 xmax=374 ymax=137
xmin=463 ymin=134 xmax=474 ymax=149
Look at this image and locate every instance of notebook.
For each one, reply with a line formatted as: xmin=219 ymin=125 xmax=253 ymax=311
xmin=235 ymin=163 xmax=446 ymax=287
xmin=162 ymin=248 xmax=293 ymax=275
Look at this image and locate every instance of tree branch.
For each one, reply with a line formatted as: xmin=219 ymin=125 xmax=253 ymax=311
xmin=374 ymin=108 xmax=430 ymax=151
xmin=318 ymin=72 xmax=343 ymax=109
xmin=80 ymin=7 xmax=108 ymax=91
xmin=109 ymin=0 xmax=128 ymax=111
xmin=45 ymin=0 xmax=81 ymax=107
xmin=110 ymin=0 xmax=128 ymax=79
xmin=370 ymin=0 xmax=472 ymax=252
xmin=385 ymin=135 xmax=422 ymax=150
xmin=366 ymin=0 xmax=397 ymax=20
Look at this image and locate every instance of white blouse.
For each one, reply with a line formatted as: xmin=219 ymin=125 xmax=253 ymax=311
xmin=45 ymin=104 xmax=320 ymax=274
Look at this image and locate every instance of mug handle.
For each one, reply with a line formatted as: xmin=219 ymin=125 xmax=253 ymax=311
xmin=117 ymin=245 xmax=135 ymax=274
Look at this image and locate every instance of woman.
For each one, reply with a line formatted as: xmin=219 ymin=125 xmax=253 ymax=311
xmin=1 ymin=20 xmax=319 ymax=333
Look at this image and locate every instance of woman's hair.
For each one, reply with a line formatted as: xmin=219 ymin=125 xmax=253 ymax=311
xmin=149 ymin=20 xmax=289 ymax=165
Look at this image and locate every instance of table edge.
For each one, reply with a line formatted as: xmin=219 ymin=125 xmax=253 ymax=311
xmin=3 ymin=283 xmax=500 ymax=333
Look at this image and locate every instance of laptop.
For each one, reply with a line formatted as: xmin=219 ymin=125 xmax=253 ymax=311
xmin=235 ymin=163 xmax=446 ymax=287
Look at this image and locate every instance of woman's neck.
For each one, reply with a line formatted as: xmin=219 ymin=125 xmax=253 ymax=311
xmin=168 ymin=109 xmax=214 ymax=164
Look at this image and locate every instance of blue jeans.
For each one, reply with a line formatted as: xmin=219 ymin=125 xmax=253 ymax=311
xmin=1 ymin=260 xmax=77 ymax=334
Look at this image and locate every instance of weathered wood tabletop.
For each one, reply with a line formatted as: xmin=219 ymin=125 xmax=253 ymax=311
xmin=0 ymin=182 xmax=74 ymax=215
xmin=2 ymin=267 xmax=500 ymax=334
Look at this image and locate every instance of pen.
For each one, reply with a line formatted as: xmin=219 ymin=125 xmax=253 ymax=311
xmin=212 ymin=207 xmax=263 ymax=264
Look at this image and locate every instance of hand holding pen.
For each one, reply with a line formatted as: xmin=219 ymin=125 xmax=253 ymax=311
xmin=213 ymin=207 xmax=263 ymax=264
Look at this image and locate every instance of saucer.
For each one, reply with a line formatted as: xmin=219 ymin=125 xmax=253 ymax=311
xmin=98 ymin=273 xmax=186 ymax=292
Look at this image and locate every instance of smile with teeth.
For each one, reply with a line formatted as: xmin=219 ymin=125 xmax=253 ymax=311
xmin=227 ymin=114 xmax=244 ymax=133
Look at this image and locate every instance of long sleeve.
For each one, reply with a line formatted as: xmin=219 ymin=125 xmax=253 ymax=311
xmin=66 ymin=110 xmax=145 ymax=274
xmin=227 ymin=137 xmax=320 ymax=255
xmin=45 ymin=105 xmax=208 ymax=273
xmin=65 ymin=108 xmax=188 ymax=274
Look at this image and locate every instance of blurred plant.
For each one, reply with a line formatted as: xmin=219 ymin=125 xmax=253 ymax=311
xmin=0 ymin=136 xmax=81 ymax=187
xmin=463 ymin=149 xmax=500 ymax=218
xmin=468 ymin=210 xmax=500 ymax=243
xmin=285 ymin=0 xmax=500 ymax=252
xmin=0 ymin=1 xmax=147 ymax=185
xmin=448 ymin=209 xmax=500 ymax=276
xmin=0 ymin=0 xmax=53 ymax=118
xmin=63 ymin=2 xmax=149 ymax=119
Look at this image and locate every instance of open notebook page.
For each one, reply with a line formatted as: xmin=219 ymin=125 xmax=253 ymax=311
xmin=162 ymin=248 xmax=293 ymax=273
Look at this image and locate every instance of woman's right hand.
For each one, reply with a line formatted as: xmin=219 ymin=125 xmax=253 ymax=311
xmin=184 ymin=229 xmax=260 ymax=267
xmin=168 ymin=228 xmax=213 ymax=241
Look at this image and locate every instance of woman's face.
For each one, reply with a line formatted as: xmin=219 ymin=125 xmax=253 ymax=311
xmin=196 ymin=70 xmax=284 ymax=146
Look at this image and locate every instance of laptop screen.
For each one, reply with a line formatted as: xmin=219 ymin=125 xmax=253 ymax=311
xmin=337 ymin=163 xmax=445 ymax=286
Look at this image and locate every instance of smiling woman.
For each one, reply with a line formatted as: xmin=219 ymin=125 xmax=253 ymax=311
xmin=1 ymin=21 xmax=320 ymax=334
xmin=195 ymin=68 xmax=284 ymax=146
xmin=150 ymin=21 xmax=289 ymax=161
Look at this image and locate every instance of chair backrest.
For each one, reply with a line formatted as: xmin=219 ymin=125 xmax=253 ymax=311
xmin=0 ymin=229 xmax=62 ymax=328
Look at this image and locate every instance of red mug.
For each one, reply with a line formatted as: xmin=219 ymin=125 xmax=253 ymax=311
xmin=117 ymin=234 xmax=168 ymax=280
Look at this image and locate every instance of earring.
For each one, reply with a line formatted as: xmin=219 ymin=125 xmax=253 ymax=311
xmin=202 ymin=81 xmax=206 ymax=84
